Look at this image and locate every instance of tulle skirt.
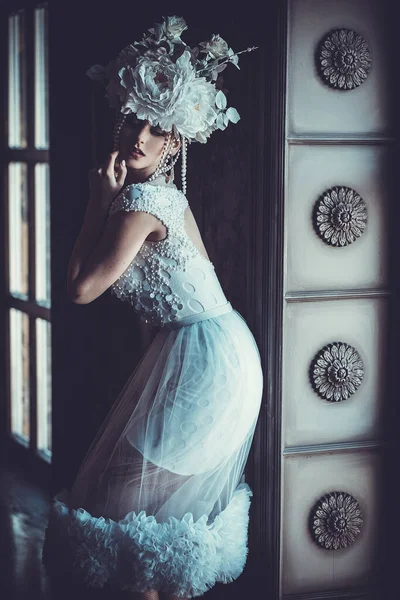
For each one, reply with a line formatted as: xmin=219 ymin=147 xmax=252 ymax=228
xmin=42 ymin=305 xmax=263 ymax=598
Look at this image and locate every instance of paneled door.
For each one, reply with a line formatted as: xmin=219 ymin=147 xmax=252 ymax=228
xmin=246 ymin=1 xmax=395 ymax=598
xmin=280 ymin=0 xmax=391 ymax=597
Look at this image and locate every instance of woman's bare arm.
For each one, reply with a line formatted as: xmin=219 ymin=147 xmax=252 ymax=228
xmin=67 ymin=208 xmax=160 ymax=305
xmin=67 ymin=150 xmax=128 ymax=302
xmin=66 ymin=200 xmax=109 ymax=299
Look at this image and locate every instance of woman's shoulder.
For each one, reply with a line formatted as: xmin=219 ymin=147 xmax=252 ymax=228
xmin=109 ymin=180 xmax=187 ymax=219
xmin=119 ymin=182 xmax=188 ymax=211
xmin=122 ymin=180 xmax=185 ymax=200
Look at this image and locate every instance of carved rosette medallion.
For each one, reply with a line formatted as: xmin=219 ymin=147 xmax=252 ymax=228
xmin=317 ymin=28 xmax=372 ymax=90
xmin=313 ymin=186 xmax=367 ymax=247
xmin=309 ymin=491 xmax=364 ymax=550
xmin=310 ymin=342 xmax=364 ymax=402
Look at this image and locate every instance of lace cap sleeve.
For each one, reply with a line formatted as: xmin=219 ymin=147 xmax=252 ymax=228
xmin=108 ymin=183 xmax=188 ymax=237
xmin=108 ymin=184 xmax=165 ymax=219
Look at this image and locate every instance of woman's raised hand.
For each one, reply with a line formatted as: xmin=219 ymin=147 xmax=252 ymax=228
xmin=88 ymin=150 xmax=127 ymax=209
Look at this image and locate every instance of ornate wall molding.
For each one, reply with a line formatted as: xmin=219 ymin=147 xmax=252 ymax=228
xmin=309 ymin=491 xmax=364 ymax=550
xmin=309 ymin=342 xmax=364 ymax=402
xmin=316 ymin=28 xmax=372 ymax=90
xmin=313 ymin=186 xmax=368 ymax=247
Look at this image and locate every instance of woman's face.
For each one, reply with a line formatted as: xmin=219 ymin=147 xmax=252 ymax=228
xmin=118 ymin=114 xmax=167 ymax=173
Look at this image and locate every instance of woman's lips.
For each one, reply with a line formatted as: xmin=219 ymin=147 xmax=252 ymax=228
xmin=128 ymin=148 xmax=145 ymax=157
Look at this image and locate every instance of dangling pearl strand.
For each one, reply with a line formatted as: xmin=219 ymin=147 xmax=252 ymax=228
xmin=163 ymin=147 xmax=182 ymax=177
xmin=181 ymin=136 xmax=187 ymax=196
xmin=147 ymin=133 xmax=183 ymax=182
xmin=147 ymin=133 xmax=172 ymax=183
xmin=112 ymin=113 xmax=126 ymax=151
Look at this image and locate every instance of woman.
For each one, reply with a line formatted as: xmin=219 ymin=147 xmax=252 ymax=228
xmin=42 ymin=16 xmax=262 ymax=600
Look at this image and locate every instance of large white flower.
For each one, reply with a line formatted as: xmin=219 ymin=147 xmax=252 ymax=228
xmin=172 ymin=76 xmax=218 ymax=142
xmin=117 ymin=50 xmax=218 ymax=141
xmin=118 ymin=50 xmax=196 ymax=133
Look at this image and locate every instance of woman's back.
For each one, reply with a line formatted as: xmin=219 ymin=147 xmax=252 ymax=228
xmin=146 ymin=201 xmax=211 ymax=263
xmin=108 ymin=180 xmax=229 ymax=327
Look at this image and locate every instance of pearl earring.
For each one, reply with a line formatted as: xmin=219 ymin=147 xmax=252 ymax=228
xmin=147 ymin=134 xmax=171 ymax=183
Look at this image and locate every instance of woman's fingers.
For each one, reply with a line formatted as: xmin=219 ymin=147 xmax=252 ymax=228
xmin=94 ymin=151 xmax=120 ymax=179
xmin=116 ymin=159 xmax=126 ymax=185
xmin=105 ymin=150 xmax=119 ymax=176
xmin=88 ymin=151 xmax=125 ymax=202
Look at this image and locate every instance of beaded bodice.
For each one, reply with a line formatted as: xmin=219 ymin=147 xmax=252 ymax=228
xmin=108 ymin=181 xmax=228 ymax=327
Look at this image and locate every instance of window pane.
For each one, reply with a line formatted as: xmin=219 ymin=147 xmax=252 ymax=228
xmin=35 ymin=164 xmax=51 ymax=306
xmin=8 ymin=11 xmax=27 ymax=148
xmin=8 ymin=162 xmax=29 ymax=298
xmin=9 ymin=308 xmax=30 ymax=442
xmin=36 ymin=318 xmax=52 ymax=456
xmin=34 ymin=7 xmax=49 ymax=149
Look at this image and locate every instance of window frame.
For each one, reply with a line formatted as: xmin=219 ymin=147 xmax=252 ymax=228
xmin=1 ymin=0 xmax=51 ymax=467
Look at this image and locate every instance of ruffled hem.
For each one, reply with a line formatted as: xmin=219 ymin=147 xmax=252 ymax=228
xmin=42 ymin=483 xmax=252 ymax=598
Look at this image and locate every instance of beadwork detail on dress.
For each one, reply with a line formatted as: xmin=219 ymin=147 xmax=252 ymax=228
xmin=108 ymin=182 xmax=228 ymax=327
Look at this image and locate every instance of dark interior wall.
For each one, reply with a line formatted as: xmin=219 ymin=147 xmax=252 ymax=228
xmin=49 ymin=1 xmax=266 ymax=488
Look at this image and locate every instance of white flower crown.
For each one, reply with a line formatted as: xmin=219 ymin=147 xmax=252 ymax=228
xmin=87 ymin=15 xmax=257 ymax=144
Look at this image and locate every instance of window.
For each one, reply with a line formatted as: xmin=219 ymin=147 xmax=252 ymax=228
xmin=4 ymin=3 xmax=51 ymax=462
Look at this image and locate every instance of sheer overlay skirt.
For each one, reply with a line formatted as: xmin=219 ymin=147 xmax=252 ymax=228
xmin=42 ymin=308 xmax=263 ymax=598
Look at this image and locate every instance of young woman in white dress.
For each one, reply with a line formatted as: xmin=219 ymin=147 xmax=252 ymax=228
xmin=42 ymin=16 xmax=262 ymax=600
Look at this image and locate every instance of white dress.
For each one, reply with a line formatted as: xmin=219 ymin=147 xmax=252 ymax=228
xmin=42 ymin=179 xmax=263 ymax=598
